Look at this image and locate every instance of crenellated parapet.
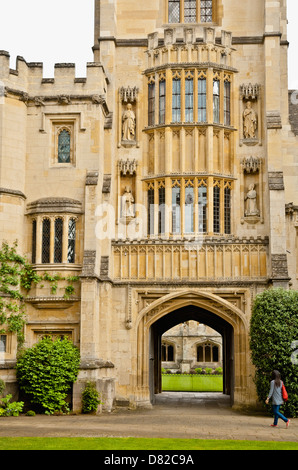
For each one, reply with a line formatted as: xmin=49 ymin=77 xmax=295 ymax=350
xmin=0 ymin=51 xmax=109 ymax=115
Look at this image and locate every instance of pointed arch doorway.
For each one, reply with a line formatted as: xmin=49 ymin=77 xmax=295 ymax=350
xmin=135 ymin=290 xmax=250 ymax=408
xmin=149 ymin=306 xmax=234 ymax=404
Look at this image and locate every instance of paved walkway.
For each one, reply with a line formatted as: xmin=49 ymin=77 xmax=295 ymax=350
xmin=0 ymin=393 xmax=297 ymax=443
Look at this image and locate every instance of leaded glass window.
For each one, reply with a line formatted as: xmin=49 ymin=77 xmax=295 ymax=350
xmin=168 ymin=0 xmax=180 ymax=23
xmin=172 ymin=79 xmax=181 ymax=123
xmin=198 ymin=185 xmax=207 ymax=233
xmin=158 ymin=186 xmax=166 ymax=234
xmin=224 ymin=186 xmax=231 ymax=235
xmin=159 ymin=80 xmax=166 ymax=124
xmin=148 ymin=83 xmax=155 ymax=126
xmin=42 ymin=219 xmax=51 ymax=264
xmin=185 ymin=78 xmax=194 ymax=122
xmin=68 ymin=218 xmax=76 ymax=264
xmin=184 ymin=0 xmax=197 ymax=23
xmin=213 ymin=79 xmax=220 ymax=124
xmin=148 ymin=188 xmax=155 ymax=236
xmin=32 ymin=220 xmax=37 ymax=264
xmin=172 ymin=185 xmax=181 ymax=234
xmin=224 ymin=80 xmax=231 ymax=126
xmin=198 ymin=78 xmax=207 ymax=122
xmin=185 ymin=186 xmax=194 ymax=233
xmin=58 ymin=129 xmax=71 ymax=163
xmin=54 ymin=218 xmax=63 ymax=263
xmin=201 ymin=0 xmax=213 ymax=23
xmin=213 ymin=185 xmax=220 ymax=233
xmin=0 ymin=335 xmax=7 ymax=353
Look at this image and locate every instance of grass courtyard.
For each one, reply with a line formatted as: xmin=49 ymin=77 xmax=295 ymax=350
xmin=0 ymin=437 xmax=298 ymax=450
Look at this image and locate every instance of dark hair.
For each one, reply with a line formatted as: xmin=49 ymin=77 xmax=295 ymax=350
xmin=272 ymin=370 xmax=281 ymax=387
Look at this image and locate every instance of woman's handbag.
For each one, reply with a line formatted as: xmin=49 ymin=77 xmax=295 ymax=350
xmin=282 ymin=382 xmax=288 ymax=401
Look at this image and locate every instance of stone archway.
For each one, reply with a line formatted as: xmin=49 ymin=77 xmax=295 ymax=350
xmin=134 ymin=289 xmax=252 ymax=409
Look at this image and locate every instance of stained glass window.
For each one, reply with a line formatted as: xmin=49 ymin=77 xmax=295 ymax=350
xmin=201 ymin=0 xmax=213 ymax=23
xmin=58 ymin=129 xmax=71 ymax=163
xmin=185 ymin=0 xmax=197 ymax=23
xmin=42 ymin=219 xmax=51 ymax=264
xmin=168 ymin=0 xmax=180 ymax=23
xmin=54 ymin=218 xmax=63 ymax=263
xmin=68 ymin=218 xmax=76 ymax=264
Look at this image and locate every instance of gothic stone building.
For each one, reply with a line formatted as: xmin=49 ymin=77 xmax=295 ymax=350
xmin=1 ymin=0 xmax=298 ymax=410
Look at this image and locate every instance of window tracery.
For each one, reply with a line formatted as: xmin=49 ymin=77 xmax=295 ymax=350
xmin=168 ymin=0 xmax=214 ymax=24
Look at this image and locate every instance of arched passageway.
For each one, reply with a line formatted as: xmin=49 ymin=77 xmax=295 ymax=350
xmin=135 ymin=290 xmax=251 ymax=409
xmin=149 ymin=305 xmax=234 ymax=405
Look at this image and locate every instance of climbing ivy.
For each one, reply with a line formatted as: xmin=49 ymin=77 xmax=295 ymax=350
xmin=0 ymin=241 xmax=79 ymax=347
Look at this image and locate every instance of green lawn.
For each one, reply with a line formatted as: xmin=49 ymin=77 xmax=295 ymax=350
xmin=0 ymin=437 xmax=298 ymax=450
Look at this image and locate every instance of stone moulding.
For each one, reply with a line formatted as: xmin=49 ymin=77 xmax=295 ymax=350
xmin=3 ymin=86 xmax=110 ymax=116
xmin=0 ymin=187 xmax=27 ymax=200
xmin=26 ymin=197 xmax=83 ymax=215
xmin=25 ymin=297 xmax=80 ymax=309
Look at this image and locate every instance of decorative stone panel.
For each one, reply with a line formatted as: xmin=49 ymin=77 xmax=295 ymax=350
xmin=268 ymin=172 xmax=285 ymax=191
xmin=271 ymin=254 xmax=289 ymax=280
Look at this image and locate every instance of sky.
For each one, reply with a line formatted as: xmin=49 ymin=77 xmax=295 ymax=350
xmin=0 ymin=0 xmax=297 ymax=89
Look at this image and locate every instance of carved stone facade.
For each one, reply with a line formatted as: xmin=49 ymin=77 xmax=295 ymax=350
xmin=0 ymin=1 xmax=298 ymax=411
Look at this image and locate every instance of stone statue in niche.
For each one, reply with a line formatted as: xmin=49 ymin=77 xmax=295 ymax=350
xmin=121 ymin=186 xmax=135 ymax=218
xmin=243 ymin=101 xmax=258 ymax=139
xmin=122 ymin=104 xmax=136 ymax=142
xmin=245 ymin=184 xmax=260 ymax=217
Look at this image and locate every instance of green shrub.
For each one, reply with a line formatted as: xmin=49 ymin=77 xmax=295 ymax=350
xmin=0 ymin=379 xmax=5 ymax=396
xmin=0 ymin=394 xmax=24 ymax=417
xmin=205 ymin=368 xmax=213 ymax=375
xmin=250 ymin=288 xmax=298 ymax=418
xmin=25 ymin=410 xmax=36 ymax=416
xmin=215 ymin=367 xmax=223 ymax=375
xmin=82 ymin=382 xmax=101 ymax=414
xmin=194 ymin=368 xmax=203 ymax=374
xmin=16 ymin=337 xmax=80 ymax=415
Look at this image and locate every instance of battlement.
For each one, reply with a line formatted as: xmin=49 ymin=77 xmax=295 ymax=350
xmin=0 ymin=51 xmax=108 ymax=104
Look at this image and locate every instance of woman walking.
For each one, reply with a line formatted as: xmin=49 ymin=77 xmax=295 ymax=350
xmin=265 ymin=370 xmax=290 ymax=428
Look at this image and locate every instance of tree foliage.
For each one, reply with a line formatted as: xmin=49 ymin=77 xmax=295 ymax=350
xmin=0 ymin=242 xmax=35 ymax=344
xmin=16 ymin=337 xmax=80 ymax=414
xmin=0 ymin=241 xmax=79 ymax=347
xmin=250 ymin=288 xmax=298 ymax=417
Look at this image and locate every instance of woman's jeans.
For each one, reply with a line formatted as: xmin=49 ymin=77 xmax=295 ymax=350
xmin=272 ymin=405 xmax=288 ymax=425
